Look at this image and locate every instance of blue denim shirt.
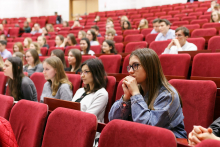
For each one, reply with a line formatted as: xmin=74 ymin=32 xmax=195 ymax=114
xmin=109 ymin=85 xmax=187 ymax=138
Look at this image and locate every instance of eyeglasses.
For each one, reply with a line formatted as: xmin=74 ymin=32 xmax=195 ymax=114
xmin=175 ymin=34 xmax=183 ymax=37
xmin=127 ymin=63 xmax=140 ymax=72
xmin=80 ymin=70 xmax=91 ymax=75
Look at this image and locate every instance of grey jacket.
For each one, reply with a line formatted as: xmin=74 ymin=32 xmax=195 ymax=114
xmin=23 ymin=63 xmax=43 ymax=76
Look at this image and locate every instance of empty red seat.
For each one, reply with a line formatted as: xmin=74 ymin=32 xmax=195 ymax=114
xmin=187 ymin=37 xmax=205 ymax=50
xmin=181 ymin=16 xmax=197 ymax=21
xmin=195 ymin=139 xmax=220 ymax=147
xmin=167 ymin=18 xmax=180 ymax=23
xmin=41 ymin=107 xmax=97 ymax=147
xmin=195 ymin=7 xmax=208 ymax=12
xmin=191 ymin=28 xmax=217 ymax=38
xmin=98 ymin=37 xmax=105 ymax=44
xmin=6 ymin=42 xmax=14 ymax=49
xmin=145 ymin=33 xmax=158 ymax=45
xmin=122 ymin=54 xmax=130 ymax=74
xmin=13 ymin=37 xmax=25 ymax=42
xmin=64 ymin=46 xmax=81 ymax=55
xmin=208 ymin=36 xmax=220 ymax=52
xmin=173 ymin=6 xmax=185 ymax=10
xmin=9 ymin=28 xmax=20 ymax=37
xmin=0 ymin=94 xmax=14 ymax=120
xmin=114 ymin=36 xmax=123 ymax=43
xmin=99 ymin=119 xmax=177 ymax=147
xmin=39 ymin=56 xmax=49 ymax=62
xmin=99 ymin=55 xmax=121 ymax=73
xmin=124 ymin=41 xmax=147 ymax=53
xmin=115 ymin=43 xmax=124 ymax=53
xmin=47 ymin=40 xmax=56 ymax=48
xmin=169 ymin=79 xmax=216 ymax=135
xmin=181 ymin=9 xmax=194 ymax=14
xmin=159 ymin=54 xmax=191 ymax=78
xmin=191 ymin=53 xmax=220 ymax=77
xmin=123 ymin=30 xmax=140 ymax=36
xmin=48 ymin=15 xmax=57 ymax=24
xmin=81 ymin=55 xmax=96 ymax=63
xmin=183 ymin=24 xmax=200 ymax=30
xmin=188 ymin=12 xmax=203 ymax=17
xmin=172 ymin=21 xmax=189 ymax=26
xmin=202 ymin=23 xmax=220 ymax=29
xmin=30 ymin=72 xmax=47 ymax=102
xmin=190 ymin=19 xmax=208 ymax=25
xmin=9 ymin=100 xmax=48 ymax=147
xmin=90 ymin=45 xmax=102 ymax=54
xmin=124 ymin=34 xmax=144 ymax=43
xmin=199 ymin=15 xmax=210 ymax=20
xmin=149 ymin=40 xmax=170 ymax=55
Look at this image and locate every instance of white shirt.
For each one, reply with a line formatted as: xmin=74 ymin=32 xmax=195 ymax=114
xmin=72 ymin=87 xmax=108 ymax=124
xmin=90 ymin=41 xmax=99 ymax=46
xmin=162 ymin=41 xmax=197 ymax=54
xmin=81 ymin=50 xmax=95 ymax=55
xmin=155 ymin=29 xmax=175 ymax=41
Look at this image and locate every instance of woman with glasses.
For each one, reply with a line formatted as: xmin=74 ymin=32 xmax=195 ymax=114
xmin=40 ymin=56 xmax=73 ymax=102
xmin=72 ymin=58 xmax=108 ymax=144
xmin=109 ymin=48 xmax=187 ymax=138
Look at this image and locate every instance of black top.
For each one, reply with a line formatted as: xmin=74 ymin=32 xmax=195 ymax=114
xmin=56 ymin=16 xmax=61 ymax=24
xmin=43 ymin=44 xmax=50 ymax=49
xmin=210 ymin=117 xmax=220 ymax=137
xmin=65 ymin=67 xmax=81 ymax=74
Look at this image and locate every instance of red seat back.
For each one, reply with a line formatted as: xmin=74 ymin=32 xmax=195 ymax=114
xmin=0 ymin=72 xmax=7 ymax=94
xmin=149 ymin=40 xmax=170 ymax=56
xmin=208 ymin=36 xmax=220 ymax=52
xmin=191 ymin=28 xmax=217 ymax=37
xmin=145 ymin=33 xmax=158 ymax=45
xmin=123 ymin=30 xmax=140 ymax=36
xmin=81 ymin=55 xmax=96 ymax=63
xmin=90 ymin=45 xmax=102 ymax=54
xmin=0 ymin=94 xmax=14 ymax=120
xmin=114 ymin=35 xmax=123 ymax=43
xmin=41 ymin=107 xmax=97 ymax=147
xmin=124 ymin=41 xmax=147 ymax=53
xmin=64 ymin=46 xmax=81 ymax=55
xmin=187 ymin=37 xmax=205 ymax=50
xmin=9 ymin=100 xmax=48 ymax=147
xmin=99 ymin=55 xmax=122 ymax=73
xmin=124 ymin=34 xmax=144 ymax=42
xmin=169 ymin=79 xmax=216 ymax=135
xmin=115 ymin=43 xmax=124 ymax=53
xmin=66 ymin=74 xmax=81 ymax=96
xmin=99 ymin=119 xmax=176 ymax=147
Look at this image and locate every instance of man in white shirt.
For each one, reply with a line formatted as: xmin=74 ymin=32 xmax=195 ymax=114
xmin=163 ymin=27 xmax=197 ymax=54
xmin=155 ymin=19 xmax=175 ymax=41
xmin=30 ymin=23 xmax=42 ymax=35
xmin=150 ymin=18 xmax=160 ymax=34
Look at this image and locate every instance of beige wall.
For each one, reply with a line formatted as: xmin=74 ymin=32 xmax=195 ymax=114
xmin=71 ymin=0 xmax=98 ymax=20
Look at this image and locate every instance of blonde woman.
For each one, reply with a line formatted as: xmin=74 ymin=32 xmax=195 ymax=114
xmin=40 ymin=56 xmax=73 ymax=102
xmin=30 ymin=42 xmax=42 ymax=56
xmin=138 ymin=19 xmax=148 ymax=30
xmin=210 ymin=11 xmax=220 ymax=23
xmin=23 ymin=37 xmax=32 ymax=49
xmin=13 ymin=42 xmax=24 ymax=53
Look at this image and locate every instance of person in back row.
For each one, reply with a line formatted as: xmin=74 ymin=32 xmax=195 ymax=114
xmin=30 ymin=23 xmax=42 ymax=35
xmin=40 ymin=56 xmax=73 ymax=102
xmin=105 ymin=28 xmax=116 ymax=41
xmin=155 ymin=19 xmax=175 ymax=41
xmin=4 ymin=57 xmax=37 ymax=101
xmin=0 ymin=40 xmax=12 ymax=59
xmin=207 ymin=0 xmax=217 ymax=12
xmin=86 ymin=29 xmax=99 ymax=46
xmin=23 ymin=49 xmax=43 ymax=76
xmin=151 ymin=18 xmax=160 ymax=34
xmin=138 ymin=19 xmax=148 ymax=30
xmin=91 ymin=25 xmax=101 ymax=37
xmin=162 ymin=27 xmax=197 ymax=54
xmin=109 ymin=48 xmax=187 ymax=138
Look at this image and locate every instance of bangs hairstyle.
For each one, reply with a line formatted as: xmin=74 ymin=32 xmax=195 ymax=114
xmin=81 ymin=58 xmax=107 ymax=93
xmin=68 ymin=49 xmax=82 ymax=71
xmin=130 ymin=48 xmax=182 ymax=110
xmin=51 ymin=49 xmax=67 ymax=68
xmin=7 ymin=57 xmax=25 ymax=101
xmin=80 ymin=38 xmax=91 ymax=54
xmin=25 ymin=49 xmax=41 ymax=67
xmin=102 ymin=40 xmax=117 ymax=54
xmin=43 ymin=56 xmax=72 ymax=96
xmin=13 ymin=42 xmax=24 ymax=53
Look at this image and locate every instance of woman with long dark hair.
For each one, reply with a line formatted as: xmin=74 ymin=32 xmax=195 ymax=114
xmin=65 ymin=49 xmax=81 ymax=73
xmin=109 ymin=48 xmax=187 ymax=138
xmin=80 ymin=38 xmax=95 ymax=55
xmin=101 ymin=40 xmax=117 ymax=54
xmin=86 ymin=29 xmax=99 ymax=46
xmin=3 ymin=57 xmax=37 ymax=101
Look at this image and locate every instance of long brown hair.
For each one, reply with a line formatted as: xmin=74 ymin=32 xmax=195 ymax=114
xmin=130 ymin=48 xmax=182 ymax=110
xmin=66 ymin=33 xmax=77 ymax=46
xmin=13 ymin=42 xmax=24 ymax=53
xmin=43 ymin=56 xmax=72 ymax=96
xmin=25 ymin=49 xmax=41 ymax=67
xmin=68 ymin=49 xmax=81 ymax=72
xmin=210 ymin=11 xmax=220 ymax=22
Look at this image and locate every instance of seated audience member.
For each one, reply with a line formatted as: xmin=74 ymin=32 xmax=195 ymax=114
xmin=105 ymin=28 xmax=116 ymax=41
xmin=0 ymin=55 xmax=3 ymax=71
xmin=0 ymin=24 xmax=7 ymax=36
xmin=37 ymin=36 xmax=50 ymax=49
xmin=210 ymin=11 xmax=220 ymax=23
xmin=91 ymin=25 xmax=101 ymax=37
xmin=163 ymin=27 xmax=197 ymax=54
xmin=78 ymin=30 xmax=86 ymax=39
xmin=13 ymin=42 xmax=24 ymax=53
xmin=138 ymin=19 xmax=148 ymax=30
xmin=106 ymin=17 xmax=114 ymax=24
xmin=86 ymin=30 xmax=99 ymax=46
xmin=122 ymin=20 xmax=132 ymax=30
xmin=51 ymin=49 xmax=67 ymax=68
xmin=207 ymin=0 xmax=217 ymax=12
xmin=80 ymin=38 xmax=95 ymax=55
xmin=55 ymin=35 xmax=64 ymax=47
xmin=155 ymin=19 xmax=175 ymax=41
xmin=94 ymin=16 xmax=100 ymax=22
xmin=151 ymin=18 xmax=160 ymax=34
xmin=23 ymin=49 xmax=43 ymax=76
xmin=74 ymin=14 xmax=82 ymax=21
xmin=71 ymin=21 xmax=81 ymax=29
xmin=40 ymin=56 xmax=73 ymax=102
xmin=72 ymin=58 xmax=108 ymax=142
xmin=102 ymin=40 xmax=117 ymax=54
xmin=188 ymin=118 xmax=220 ymax=146
xmin=4 ymin=57 xmax=37 ymax=101
xmin=0 ymin=34 xmax=7 ymax=41
xmin=55 ymin=12 xmax=62 ymax=24
xmin=56 ymin=21 xmax=69 ymax=30
xmin=23 ymin=37 xmax=32 ymax=49
xmin=214 ymin=4 xmax=220 ymax=12
xmin=0 ymin=40 xmax=11 ymax=59
xmin=2 ymin=20 xmax=7 ymax=25
xmin=30 ymin=42 xmax=42 ymax=56
xmin=106 ymin=23 xmax=115 ymax=31
xmin=12 ymin=52 xmax=24 ymax=65
xmin=63 ymin=33 xmax=77 ymax=47
xmin=65 ymin=49 xmax=81 ymax=73
xmin=46 ymin=24 xmax=54 ymax=32
xmin=41 ymin=27 xmax=49 ymax=36
xmin=23 ymin=21 xmax=31 ymax=33
xmin=109 ymin=48 xmax=187 ymax=138
xmin=120 ymin=16 xmax=128 ymax=27
xmin=31 ymin=23 xmax=42 ymax=35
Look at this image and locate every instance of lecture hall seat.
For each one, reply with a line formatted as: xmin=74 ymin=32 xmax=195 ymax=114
xmin=0 ymin=94 xmax=14 ymax=120
xmin=99 ymin=54 xmax=122 ymax=73
xmin=124 ymin=41 xmax=147 ymax=53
